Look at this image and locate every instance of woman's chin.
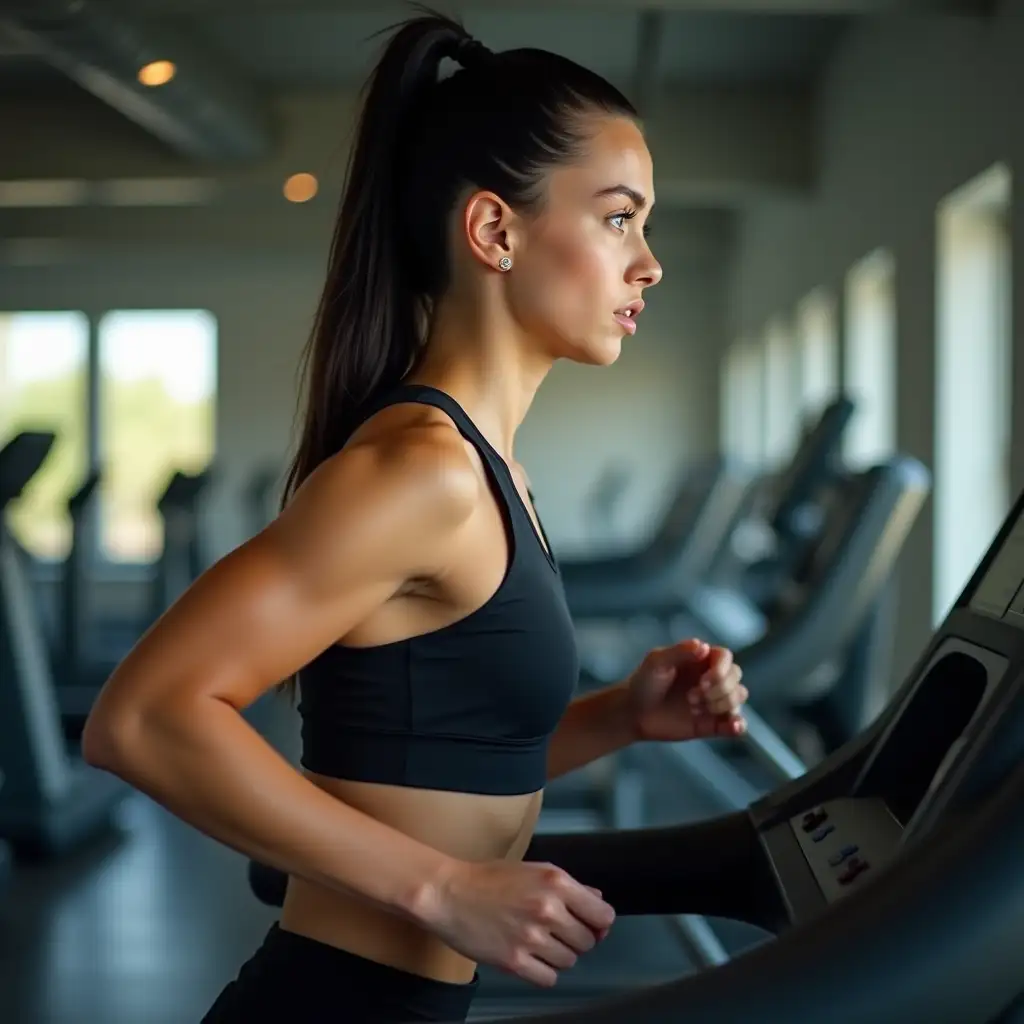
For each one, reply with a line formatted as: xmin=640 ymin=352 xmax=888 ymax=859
xmin=589 ymin=334 xmax=624 ymax=366
xmin=556 ymin=330 xmax=624 ymax=367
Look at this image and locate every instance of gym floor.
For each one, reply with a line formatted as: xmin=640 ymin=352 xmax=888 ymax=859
xmin=1 ymin=701 xmax=710 ymax=1024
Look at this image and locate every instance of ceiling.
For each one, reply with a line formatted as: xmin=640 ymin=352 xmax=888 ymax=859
xmin=1 ymin=0 xmax=976 ymax=102
xmin=190 ymin=9 xmax=849 ymax=90
xmin=0 ymin=0 xmax=995 ymax=223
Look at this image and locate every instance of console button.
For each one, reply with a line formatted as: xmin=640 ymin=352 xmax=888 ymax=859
xmin=801 ymin=807 xmax=828 ymax=832
xmin=828 ymin=845 xmax=859 ymax=867
xmin=812 ymin=824 xmax=836 ymax=842
xmin=838 ymin=858 xmax=870 ymax=885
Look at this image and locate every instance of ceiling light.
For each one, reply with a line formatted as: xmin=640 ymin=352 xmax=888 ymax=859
xmin=138 ymin=60 xmax=176 ymax=87
xmin=284 ymin=173 xmax=318 ymax=204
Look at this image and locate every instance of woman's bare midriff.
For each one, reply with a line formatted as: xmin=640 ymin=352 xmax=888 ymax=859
xmin=279 ymin=773 xmax=545 ymax=984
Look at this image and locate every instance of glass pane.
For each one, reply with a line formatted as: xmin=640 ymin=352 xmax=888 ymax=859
xmin=0 ymin=311 xmax=89 ymax=560
xmin=844 ymin=250 xmax=897 ymax=468
xmin=796 ymin=289 xmax=838 ymax=416
xmin=98 ymin=309 xmax=217 ymax=563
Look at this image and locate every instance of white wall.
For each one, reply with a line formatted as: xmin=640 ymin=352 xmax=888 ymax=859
xmin=0 ymin=230 xmax=725 ymax=560
xmin=728 ymin=3 xmax=1024 ymax=682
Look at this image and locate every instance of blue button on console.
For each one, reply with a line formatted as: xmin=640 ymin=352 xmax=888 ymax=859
xmin=828 ymin=844 xmax=859 ymax=867
xmin=812 ymin=824 xmax=836 ymax=842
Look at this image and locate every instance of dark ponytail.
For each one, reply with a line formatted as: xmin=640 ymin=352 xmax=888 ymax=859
xmin=282 ymin=7 xmax=637 ymax=509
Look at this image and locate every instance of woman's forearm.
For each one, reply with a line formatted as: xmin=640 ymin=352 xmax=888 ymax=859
xmin=546 ymin=681 xmax=636 ymax=780
xmin=84 ymin=697 xmax=453 ymax=922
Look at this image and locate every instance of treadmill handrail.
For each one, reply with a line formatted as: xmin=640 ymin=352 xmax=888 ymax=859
xmin=761 ymin=395 xmax=855 ymax=532
xmin=0 ymin=431 xmax=57 ymax=509
xmin=727 ymin=457 xmax=930 ymax=706
xmin=157 ymin=466 xmax=215 ymax=509
xmin=563 ymin=465 xmax=749 ymax=620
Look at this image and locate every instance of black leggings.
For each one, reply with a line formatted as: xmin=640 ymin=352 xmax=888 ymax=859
xmin=201 ymin=924 xmax=480 ymax=1023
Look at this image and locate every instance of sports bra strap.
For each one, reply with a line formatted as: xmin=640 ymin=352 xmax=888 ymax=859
xmin=362 ymin=383 xmax=558 ymax=572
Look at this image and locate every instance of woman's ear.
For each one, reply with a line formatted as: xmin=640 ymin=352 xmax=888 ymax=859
xmin=463 ymin=190 xmax=518 ymax=272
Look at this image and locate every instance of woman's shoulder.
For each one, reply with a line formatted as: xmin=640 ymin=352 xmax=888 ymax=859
xmin=299 ymin=406 xmax=482 ymax=537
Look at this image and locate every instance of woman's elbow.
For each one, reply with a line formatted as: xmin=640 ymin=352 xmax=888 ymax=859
xmin=81 ymin=704 xmax=142 ymax=772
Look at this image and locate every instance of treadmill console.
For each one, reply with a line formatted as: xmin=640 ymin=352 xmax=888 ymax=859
xmin=762 ymin=633 xmax=1014 ymax=922
xmin=787 ymin=797 xmax=901 ymax=902
xmin=757 ymin=495 xmax=1024 ymax=924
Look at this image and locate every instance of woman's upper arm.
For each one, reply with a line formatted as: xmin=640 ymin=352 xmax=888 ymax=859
xmin=87 ymin=425 xmax=480 ymax=724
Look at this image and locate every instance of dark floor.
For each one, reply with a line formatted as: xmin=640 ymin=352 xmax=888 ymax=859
xmin=0 ymin=698 xmax=758 ymax=1024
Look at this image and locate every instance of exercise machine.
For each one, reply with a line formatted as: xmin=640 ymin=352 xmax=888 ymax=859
xmin=705 ymin=395 xmax=855 ymax=592
xmin=57 ymin=463 xmax=214 ymax=730
xmin=58 ymin=467 xmax=136 ymax=724
xmin=560 ymin=457 xmax=749 ymax=616
xmin=150 ymin=466 xmax=214 ymax=622
xmin=562 ymin=397 xmax=855 ymax=646
xmin=583 ymin=457 xmax=929 ymax=762
xmin=458 ymin=477 xmax=1024 ymax=1021
xmin=667 ymin=396 xmax=857 ymax=647
xmin=0 ymin=431 xmax=128 ymax=858
xmin=581 ymin=463 xmax=631 ymax=547
xmin=566 ymin=455 xmax=929 ymax=970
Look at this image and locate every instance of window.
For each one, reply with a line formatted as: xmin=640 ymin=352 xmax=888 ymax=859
xmin=795 ymin=288 xmax=838 ymax=416
xmin=734 ymin=337 xmax=765 ymax=466
xmin=934 ymin=164 xmax=1012 ymax=623
xmin=844 ymin=250 xmax=897 ymax=467
xmin=98 ymin=310 xmax=217 ymax=563
xmin=0 ymin=311 xmax=89 ymax=560
xmin=721 ymin=342 xmax=746 ymax=459
xmin=763 ymin=316 xmax=799 ymax=467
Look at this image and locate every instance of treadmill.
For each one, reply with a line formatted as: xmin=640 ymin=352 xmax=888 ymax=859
xmin=564 ymin=397 xmax=855 ymax=643
xmin=0 ymin=431 xmax=129 ymax=859
xmin=581 ymin=457 xmax=930 ymax=766
xmin=150 ymin=466 xmax=215 ymax=622
xmin=559 ymin=457 xmax=749 ymax=594
xmin=57 ymin=464 xmax=215 ymax=732
xmin=457 ymin=480 xmax=1024 ymax=1022
xmin=558 ymin=455 xmax=931 ymax=975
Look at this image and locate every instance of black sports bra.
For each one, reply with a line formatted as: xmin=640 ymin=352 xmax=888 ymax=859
xmin=297 ymin=385 xmax=580 ymax=796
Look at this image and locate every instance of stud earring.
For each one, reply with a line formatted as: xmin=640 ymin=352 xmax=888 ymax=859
xmin=498 ymin=256 xmax=512 ymax=272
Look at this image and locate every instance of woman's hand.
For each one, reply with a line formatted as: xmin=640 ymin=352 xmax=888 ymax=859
xmin=414 ymin=859 xmax=615 ymax=988
xmin=624 ymin=638 xmax=749 ymax=742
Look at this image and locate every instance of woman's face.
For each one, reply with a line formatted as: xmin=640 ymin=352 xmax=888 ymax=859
xmin=506 ymin=115 xmax=662 ymax=366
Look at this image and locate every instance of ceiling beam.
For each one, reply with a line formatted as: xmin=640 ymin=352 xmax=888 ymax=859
xmin=0 ymin=84 xmax=813 ymax=210
xmin=0 ymin=0 xmax=273 ymax=162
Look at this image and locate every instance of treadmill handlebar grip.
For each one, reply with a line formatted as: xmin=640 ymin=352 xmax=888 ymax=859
xmin=247 ymin=813 xmax=780 ymax=929
xmin=522 ymin=813 xmax=782 ymax=928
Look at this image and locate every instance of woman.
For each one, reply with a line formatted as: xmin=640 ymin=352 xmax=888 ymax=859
xmin=82 ymin=10 xmax=749 ymax=1024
